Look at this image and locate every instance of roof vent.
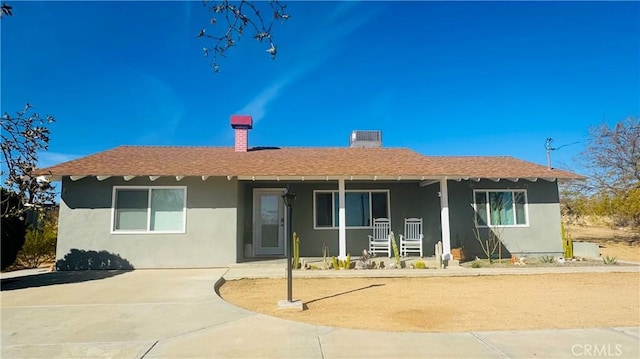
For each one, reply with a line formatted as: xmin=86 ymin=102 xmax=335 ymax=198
xmin=349 ymin=130 xmax=382 ymax=148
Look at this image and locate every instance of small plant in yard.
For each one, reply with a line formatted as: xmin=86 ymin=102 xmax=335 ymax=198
xmin=539 ymin=255 xmax=555 ymax=264
xmin=292 ymin=232 xmax=300 ymax=269
xmin=331 ymin=255 xmax=351 ymax=269
xmin=16 ymin=213 xmax=57 ymax=269
xmin=414 ymin=261 xmax=426 ymax=269
xmin=390 ymin=231 xmax=402 ymax=268
xmin=470 ymin=260 xmax=483 ymax=268
xmin=602 ymin=255 xmax=618 ymax=265
xmin=322 ymin=243 xmax=329 ymax=270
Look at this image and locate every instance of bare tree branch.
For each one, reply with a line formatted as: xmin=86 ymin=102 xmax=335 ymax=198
xmin=0 ymin=2 xmax=12 ymax=18
xmin=581 ymin=116 xmax=640 ymax=195
xmin=1 ymin=104 xmax=56 ymax=217
xmin=199 ymin=0 xmax=290 ymax=72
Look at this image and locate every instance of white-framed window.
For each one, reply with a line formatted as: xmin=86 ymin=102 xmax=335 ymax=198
xmin=313 ymin=190 xmax=390 ymax=229
xmin=111 ymin=186 xmax=187 ymax=234
xmin=473 ymin=189 xmax=528 ymax=227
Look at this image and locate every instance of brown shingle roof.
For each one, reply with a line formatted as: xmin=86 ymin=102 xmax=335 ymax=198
xmin=36 ymin=145 xmax=583 ymax=180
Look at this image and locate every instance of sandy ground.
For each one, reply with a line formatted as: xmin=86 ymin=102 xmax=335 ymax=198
xmin=219 ymin=273 xmax=639 ymax=332
xmin=567 ymin=225 xmax=640 ymax=262
xmin=219 ymin=225 xmax=640 ymax=332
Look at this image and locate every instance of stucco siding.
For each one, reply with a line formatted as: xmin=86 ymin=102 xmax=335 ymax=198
xmin=57 ymin=176 xmax=238 ymax=269
xmin=447 ymin=179 xmax=563 ymax=257
xmin=241 ymin=181 xmax=440 ymax=258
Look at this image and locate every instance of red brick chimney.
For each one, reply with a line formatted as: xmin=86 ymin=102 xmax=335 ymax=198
xmin=230 ymin=115 xmax=253 ymax=152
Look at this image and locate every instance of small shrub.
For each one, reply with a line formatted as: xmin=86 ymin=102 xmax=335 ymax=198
xmin=602 ymin=255 xmax=618 ymax=265
xmin=414 ymin=261 xmax=426 ymax=269
xmin=471 ymin=261 xmax=483 ymax=268
xmin=331 ymin=256 xmax=339 ymax=270
xmin=16 ymin=214 xmax=57 ymax=269
xmin=539 ymin=255 xmax=555 ymax=264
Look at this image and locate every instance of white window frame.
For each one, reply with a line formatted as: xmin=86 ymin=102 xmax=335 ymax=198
xmin=111 ymin=186 xmax=187 ymax=234
xmin=313 ymin=189 xmax=390 ymax=230
xmin=473 ymin=189 xmax=529 ymax=228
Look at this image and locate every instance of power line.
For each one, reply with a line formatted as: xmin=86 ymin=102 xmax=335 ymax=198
xmin=545 ymin=138 xmax=581 ymax=170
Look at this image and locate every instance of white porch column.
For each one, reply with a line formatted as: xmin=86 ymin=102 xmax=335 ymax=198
xmin=439 ymin=177 xmax=452 ymax=259
xmin=338 ymin=178 xmax=347 ymax=259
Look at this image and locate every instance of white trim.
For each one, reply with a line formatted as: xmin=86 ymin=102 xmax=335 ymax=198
xmin=110 ymin=186 xmax=187 ymax=234
xmin=70 ymin=175 xmax=86 ymax=181
xmin=252 ymin=188 xmax=286 ymax=256
xmin=419 ymin=180 xmax=439 ymax=187
xmin=338 ymin=178 xmax=346 ymax=259
xmin=96 ymin=176 xmax=111 ymax=181
xmin=473 ymin=189 xmax=529 ymax=228
xmin=176 ymin=176 xmax=185 ymax=181
xmin=312 ymin=189 xmax=391 ymax=230
xmin=123 ymin=175 xmax=136 ymax=181
xmin=201 ymin=176 xmax=209 ymax=181
xmin=439 ymin=178 xmax=451 ymax=259
xmin=149 ymin=176 xmax=160 ymax=181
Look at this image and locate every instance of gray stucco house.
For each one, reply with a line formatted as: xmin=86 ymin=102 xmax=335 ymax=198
xmin=39 ymin=115 xmax=582 ymax=269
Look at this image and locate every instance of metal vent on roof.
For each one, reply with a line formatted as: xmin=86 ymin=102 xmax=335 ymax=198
xmin=349 ymin=130 xmax=382 ymax=148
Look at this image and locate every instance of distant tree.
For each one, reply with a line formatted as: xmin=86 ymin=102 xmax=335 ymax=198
xmin=1 ymin=103 xmax=56 ymax=217
xmin=567 ymin=117 xmax=640 ymax=227
xmin=198 ymin=0 xmax=290 ymax=72
xmin=582 ymin=117 xmax=639 ymax=195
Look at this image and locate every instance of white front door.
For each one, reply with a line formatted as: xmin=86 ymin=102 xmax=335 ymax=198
xmin=253 ymin=189 xmax=286 ymax=256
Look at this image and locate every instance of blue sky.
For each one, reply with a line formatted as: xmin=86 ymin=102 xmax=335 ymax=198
xmin=2 ymin=1 xmax=639 ymax=175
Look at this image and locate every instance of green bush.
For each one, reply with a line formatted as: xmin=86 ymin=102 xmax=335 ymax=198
xmin=602 ymin=255 xmax=618 ymax=265
xmin=16 ymin=213 xmax=57 ymax=268
xmin=414 ymin=261 xmax=426 ymax=269
xmin=471 ymin=261 xmax=483 ymax=268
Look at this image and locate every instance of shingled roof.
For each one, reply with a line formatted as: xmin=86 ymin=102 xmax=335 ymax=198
xmin=37 ymin=145 xmax=583 ymax=181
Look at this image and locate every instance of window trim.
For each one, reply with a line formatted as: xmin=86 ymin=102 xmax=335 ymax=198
xmin=473 ymin=189 xmax=529 ymax=228
xmin=313 ymin=189 xmax=390 ymax=230
xmin=111 ymin=186 xmax=187 ymax=234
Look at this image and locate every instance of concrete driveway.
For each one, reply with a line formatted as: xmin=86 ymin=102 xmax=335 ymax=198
xmin=1 ymin=268 xmax=639 ymax=358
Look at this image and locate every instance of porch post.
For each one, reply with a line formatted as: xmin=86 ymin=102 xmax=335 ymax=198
xmin=439 ymin=177 xmax=452 ymax=259
xmin=338 ymin=177 xmax=347 ymax=259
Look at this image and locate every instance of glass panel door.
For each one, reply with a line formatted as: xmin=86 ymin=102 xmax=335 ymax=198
xmin=253 ymin=190 xmax=285 ymax=256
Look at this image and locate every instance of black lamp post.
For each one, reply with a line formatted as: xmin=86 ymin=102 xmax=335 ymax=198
xmin=282 ymin=187 xmax=296 ymax=302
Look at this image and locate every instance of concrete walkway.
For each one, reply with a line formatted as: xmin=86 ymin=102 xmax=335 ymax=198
xmin=1 ymin=265 xmax=638 ymax=358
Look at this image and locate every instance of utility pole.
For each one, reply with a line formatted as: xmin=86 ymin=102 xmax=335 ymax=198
xmin=545 ymin=138 xmax=554 ymax=170
xmin=545 ymin=137 xmax=579 ymax=170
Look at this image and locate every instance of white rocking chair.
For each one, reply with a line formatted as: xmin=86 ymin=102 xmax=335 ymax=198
xmin=368 ymin=218 xmax=391 ymax=258
xmin=400 ymin=218 xmax=424 ymax=257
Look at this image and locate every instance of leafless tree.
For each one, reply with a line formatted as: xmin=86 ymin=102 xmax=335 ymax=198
xmin=581 ymin=116 xmax=639 ymax=195
xmin=1 ymin=104 xmax=56 ymax=216
xmin=198 ymin=0 xmax=290 ymax=72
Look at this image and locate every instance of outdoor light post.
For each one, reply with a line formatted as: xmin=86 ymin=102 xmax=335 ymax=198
xmin=282 ymin=188 xmax=296 ymax=302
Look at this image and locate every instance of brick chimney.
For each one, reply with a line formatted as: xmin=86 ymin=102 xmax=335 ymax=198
xmin=230 ymin=115 xmax=253 ymax=152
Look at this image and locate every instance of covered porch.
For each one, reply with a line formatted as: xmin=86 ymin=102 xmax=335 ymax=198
xmin=238 ymin=175 xmax=455 ymax=261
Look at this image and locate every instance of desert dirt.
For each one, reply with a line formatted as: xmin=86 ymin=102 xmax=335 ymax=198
xmin=567 ymin=224 xmax=640 ymax=262
xmin=220 ymin=225 xmax=640 ymax=332
xmin=219 ymin=273 xmax=639 ymax=332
